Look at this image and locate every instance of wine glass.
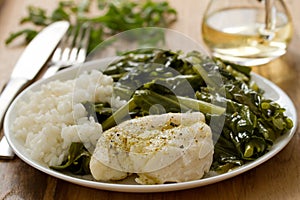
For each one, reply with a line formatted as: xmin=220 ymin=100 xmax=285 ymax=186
xmin=202 ymin=0 xmax=293 ymax=66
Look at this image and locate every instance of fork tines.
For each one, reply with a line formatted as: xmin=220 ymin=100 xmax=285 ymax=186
xmin=43 ymin=23 xmax=91 ymax=79
xmin=58 ymin=23 xmax=91 ymax=67
xmin=70 ymin=23 xmax=91 ymax=64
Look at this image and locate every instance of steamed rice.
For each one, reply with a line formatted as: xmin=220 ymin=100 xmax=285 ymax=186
xmin=12 ymin=70 xmax=125 ymax=166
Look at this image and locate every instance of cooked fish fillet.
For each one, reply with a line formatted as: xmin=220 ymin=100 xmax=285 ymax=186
xmin=90 ymin=112 xmax=214 ymax=184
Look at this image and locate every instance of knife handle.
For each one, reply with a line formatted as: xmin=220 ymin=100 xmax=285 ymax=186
xmin=0 ymin=78 xmax=28 ymax=127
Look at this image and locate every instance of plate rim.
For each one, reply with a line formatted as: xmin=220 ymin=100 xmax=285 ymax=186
xmin=4 ymin=59 xmax=298 ymax=193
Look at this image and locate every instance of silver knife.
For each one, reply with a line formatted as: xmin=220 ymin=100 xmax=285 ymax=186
xmin=0 ymin=21 xmax=70 ymax=159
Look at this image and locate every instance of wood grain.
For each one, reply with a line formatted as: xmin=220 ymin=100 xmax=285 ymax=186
xmin=0 ymin=0 xmax=299 ymax=199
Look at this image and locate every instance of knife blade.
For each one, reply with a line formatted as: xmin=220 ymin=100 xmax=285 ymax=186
xmin=0 ymin=21 xmax=69 ymax=159
xmin=0 ymin=21 xmax=69 ymax=127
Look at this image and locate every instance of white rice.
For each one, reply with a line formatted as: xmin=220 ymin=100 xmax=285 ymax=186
xmin=12 ymin=70 xmax=125 ymax=166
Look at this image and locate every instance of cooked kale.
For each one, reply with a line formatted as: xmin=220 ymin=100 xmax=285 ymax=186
xmin=93 ymin=49 xmax=293 ymax=173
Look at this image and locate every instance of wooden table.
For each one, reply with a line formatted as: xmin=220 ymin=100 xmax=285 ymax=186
xmin=0 ymin=0 xmax=299 ymax=199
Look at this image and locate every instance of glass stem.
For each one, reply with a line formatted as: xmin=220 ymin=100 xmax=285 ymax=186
xmin=265 ymin=0 xmax=276 ymax=31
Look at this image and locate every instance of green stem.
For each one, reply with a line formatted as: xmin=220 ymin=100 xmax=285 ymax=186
xmin=192 ymin=64 xmax=219 ymax=89
xmin=175 ymin=95 xmax=226 ymax=115
xmin=101 ymin=98 xmax=137 ymax=131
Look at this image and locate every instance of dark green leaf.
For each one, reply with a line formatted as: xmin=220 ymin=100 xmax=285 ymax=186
xmin=21 ymin=6 xmax=48 ymax=26
xmin=50 ymin=142 xmax=91 ymax=175
xmin=5 ymin=29 xmax=38 ymax=45
xmin=51 ymin=7 xmax=70 ymax=21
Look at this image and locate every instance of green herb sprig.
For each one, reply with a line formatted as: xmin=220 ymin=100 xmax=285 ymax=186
xmin=5 ymin=0 xmax=177 ymax=53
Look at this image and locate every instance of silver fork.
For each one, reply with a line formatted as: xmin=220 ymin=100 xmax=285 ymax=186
xmin=43 ymin=23 xmax=91 ymax=78
xmin=0 ymin=23 xmax=91 ymax=159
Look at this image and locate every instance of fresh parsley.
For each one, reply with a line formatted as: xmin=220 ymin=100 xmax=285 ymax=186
xmin=5 ymin=0 xmax=177 ymax=53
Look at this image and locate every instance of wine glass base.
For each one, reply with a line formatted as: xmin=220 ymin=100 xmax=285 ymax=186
xmin=212 ymin=52 xmax=285 ymax=67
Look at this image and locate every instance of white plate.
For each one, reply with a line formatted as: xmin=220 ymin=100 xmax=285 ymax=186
xmin=4 ymin=59 xmax=298 ymax=193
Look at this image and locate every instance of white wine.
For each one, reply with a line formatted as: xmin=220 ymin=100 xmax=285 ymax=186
xmin=202 ymin=8 xmax=293 ymax=65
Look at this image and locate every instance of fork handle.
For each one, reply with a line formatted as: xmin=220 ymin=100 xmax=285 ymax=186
xmin=42 ymin=64 xmax=62 ymax=79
